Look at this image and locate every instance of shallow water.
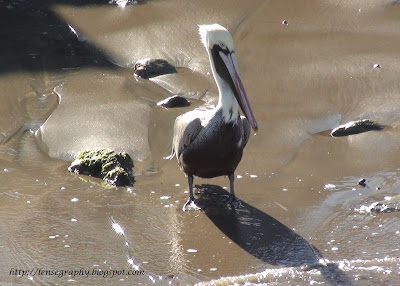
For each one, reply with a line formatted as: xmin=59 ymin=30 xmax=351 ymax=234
xmin=1 ymin=0 xmax=400 ymax=285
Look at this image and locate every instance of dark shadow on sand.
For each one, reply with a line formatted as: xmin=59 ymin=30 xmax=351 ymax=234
xmin=196 ymin=184 xmax=354 ymax=286
xmin=0 ymin=0 xmax=146 ymax=74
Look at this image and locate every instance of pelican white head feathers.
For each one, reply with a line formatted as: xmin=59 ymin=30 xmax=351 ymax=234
xmin=198 ymin=24 xmax=235 ymax=52
xmin=198 ymin=24 xmax=258 ymax=131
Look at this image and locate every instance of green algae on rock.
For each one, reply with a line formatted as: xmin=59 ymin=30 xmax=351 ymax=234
xmin=68 ymin=149 xmax=135 ymax=186
xmin=330 ymin=119 xmax=385 ymax=137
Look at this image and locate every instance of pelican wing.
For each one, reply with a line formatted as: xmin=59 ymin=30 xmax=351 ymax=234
xmin=165 ymin=112 xmax=203 ymax=160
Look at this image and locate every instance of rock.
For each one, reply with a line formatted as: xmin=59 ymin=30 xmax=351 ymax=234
xmin=282 ymin=20 xmax=288 ymax=25
xmin=370 ymin=195 xmax=400 ymax=213
xmin=373 ymin=64 xmax=381 ymax=69
xmin=108 ymin=0 xmax=139 ymax=7
xmin=358 ymin=178 xmax=366 ymax=187
xmin=330 ymin=119 xmax=385 ymax=137
xmin=157 ymin=95 xmax=190 ymax=108
xmin=133 ymin=58 xmax=177 ymax=79
xmin=68 ymin=149 xmax=135 ymax=186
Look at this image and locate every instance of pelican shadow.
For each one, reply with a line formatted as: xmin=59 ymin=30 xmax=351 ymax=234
xmin=196 ymin=184 xmax=353 ymax=286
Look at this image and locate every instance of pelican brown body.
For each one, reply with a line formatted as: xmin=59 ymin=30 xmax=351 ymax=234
xmin=167 ymin=24 xmax=258 ymax=211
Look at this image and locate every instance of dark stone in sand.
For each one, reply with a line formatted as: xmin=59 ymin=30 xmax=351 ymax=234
xmin=133 ymin=58 xmax=177 ymax=79
xmin=68 ymin=149 xmax=135 ymax=186
xmin=370 ymin=195 xmax=400 ymax=213
xmin=358 ymin=178 xmax=366 ymax=187
xmin=330 ymin=119 xmax=385 ymax=137
xmin=157 ymin=95 xmax=190 ymax=108
xmin=108 ymin=0 xmax=139 ymax=6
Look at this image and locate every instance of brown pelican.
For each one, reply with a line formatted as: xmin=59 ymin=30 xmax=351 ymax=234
xmin=166 ymin=24 xmax=258 ymax=211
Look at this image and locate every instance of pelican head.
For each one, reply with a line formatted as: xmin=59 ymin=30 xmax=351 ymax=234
xmin=199 ymin=24 xmax=258 ymax=131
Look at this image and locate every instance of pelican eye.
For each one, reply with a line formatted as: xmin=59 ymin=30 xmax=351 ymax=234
xmin=219 ymin=42 xmax=226 ymax=49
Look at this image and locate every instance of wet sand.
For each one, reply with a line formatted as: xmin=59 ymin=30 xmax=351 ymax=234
xmin=1 ymin=0 xmax=400 ymax=285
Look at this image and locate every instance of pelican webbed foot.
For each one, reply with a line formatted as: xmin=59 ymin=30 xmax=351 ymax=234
xmin=182 ymin=175 xmax=201 ymax=211
xmin=224 ymin=194 xmax=242 ymax=209
xmin=182 ymin=197 xmax=201 ymax=211
xmin=224 ymin=174 xmax=242 ymax=209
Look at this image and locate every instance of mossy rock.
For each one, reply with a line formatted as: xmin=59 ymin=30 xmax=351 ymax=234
xmin=68 ymin=149 xmax=135 ymax=186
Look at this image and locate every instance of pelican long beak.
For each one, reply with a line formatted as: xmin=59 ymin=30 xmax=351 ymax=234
xmin=220 ymin=51 xmax=258 ymax=131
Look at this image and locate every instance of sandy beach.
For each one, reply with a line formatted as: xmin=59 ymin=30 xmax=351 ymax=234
xmin=1 ymin=0 xmax=400 ymax=284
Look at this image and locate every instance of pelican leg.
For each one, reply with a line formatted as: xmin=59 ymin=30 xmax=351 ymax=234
xmin=226 ymin=173 xmax=241 ymax=208
xmin=229 ymin=173 xmax=235 ymax=198
xmin=182 ymin=175 xmax=200 ymax=211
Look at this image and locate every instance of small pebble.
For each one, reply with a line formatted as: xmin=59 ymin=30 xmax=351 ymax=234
xmin=282 ymin=20 xmax=288 ymax=25
xmin=376 ymin=186 xmax=381 ymax=190
xmin=157 ymin=96 xmax=190 ymax=109
xmin=358 ymin=178 xmax=366 ymax=187
xmin=373 ymin=64 xmax=381 ymax=69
